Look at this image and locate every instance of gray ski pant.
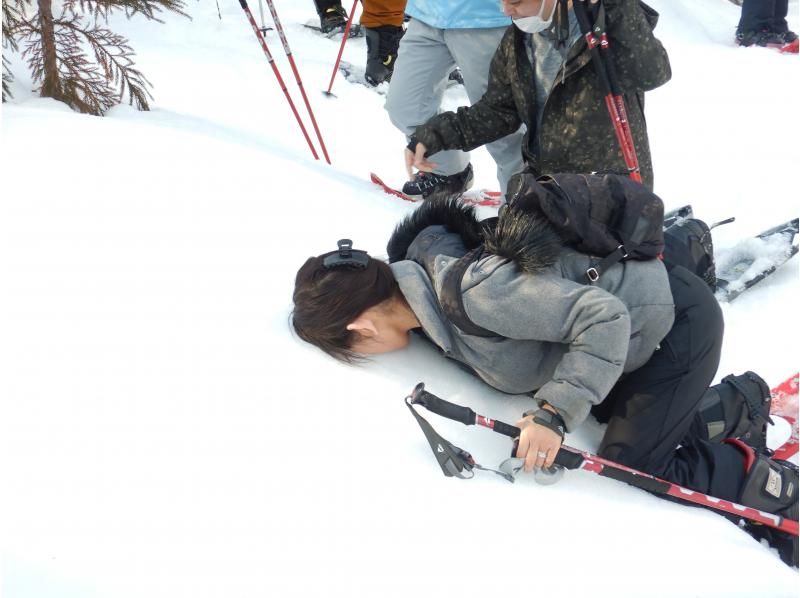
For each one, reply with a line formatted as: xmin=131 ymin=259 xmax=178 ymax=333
xmin=384 ymin=18 xmax=525 ymax=194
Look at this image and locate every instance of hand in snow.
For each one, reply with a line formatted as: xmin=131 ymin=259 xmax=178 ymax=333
xmin=405 ymin=142 xmax=437 ymax=179
xmin=515 ymin=413 xmax=562 ymax=472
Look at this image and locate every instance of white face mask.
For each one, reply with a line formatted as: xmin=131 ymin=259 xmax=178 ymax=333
xmin=512 ymin=0 xmax=556 ymax=34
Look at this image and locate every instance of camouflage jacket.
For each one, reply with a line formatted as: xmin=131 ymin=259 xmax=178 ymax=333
xmin=414 ymin=0 xmax=671 ymax=190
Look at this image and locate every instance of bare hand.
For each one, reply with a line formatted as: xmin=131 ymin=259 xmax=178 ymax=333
xmin=515 ymin=415 xmax=563 ymax=472
xmin=404 ymin=142 xmax=437 ymax=180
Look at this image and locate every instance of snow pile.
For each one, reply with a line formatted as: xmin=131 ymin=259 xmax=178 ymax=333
xmin=1 ymin=1 xmax=798 ymax=597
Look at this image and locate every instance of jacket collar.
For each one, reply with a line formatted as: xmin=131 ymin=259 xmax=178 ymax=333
xmin=389 ymin=260 xmax=455 ymax=355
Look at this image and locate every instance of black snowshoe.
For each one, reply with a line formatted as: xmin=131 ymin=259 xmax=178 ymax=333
xmin=715 ymin=218 xmax=798 ymax=302
xmin=728 ymin=439 xmax=799 ymax=567
xmin=662 ymin=205 xmax=797 ymax=302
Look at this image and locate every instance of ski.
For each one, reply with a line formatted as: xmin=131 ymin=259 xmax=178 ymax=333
xmin=771 ymin=373 xmax=799 ymax=460
xmin=370 ymin=172 xmax=503 ymax=207
xmin=715 ymin=218 xmax=798 ymax=302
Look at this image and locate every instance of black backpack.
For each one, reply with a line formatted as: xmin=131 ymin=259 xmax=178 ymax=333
xmin=501 ymin=172 xmax=666 ymax=281
xmin=439 ymin=172 xmax=717 ymax=337
xmin=439 ymin=172 xmax=667 ymax=336
xmin=662 ymin=216 xmax=718 ymax=290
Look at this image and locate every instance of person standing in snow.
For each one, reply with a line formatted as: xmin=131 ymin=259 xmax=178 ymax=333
xmin=311 ymin=0 xmax=407 ymax=85
xmin=384 ymin=0 xmax=526 ymax=198
xmin=291 ymin=193 xmax=798 ymax=566
xmin=405 ymin=0 xmax=671 ymax=193
xmin=735 ymin=0 xmax=798 ymax=51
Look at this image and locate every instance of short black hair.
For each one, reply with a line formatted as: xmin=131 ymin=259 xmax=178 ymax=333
xmin=291 ymin=253 xmax=399 ymax=362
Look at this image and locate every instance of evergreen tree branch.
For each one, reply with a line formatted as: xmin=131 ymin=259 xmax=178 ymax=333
xmin=57 ymin=14 xmax=153 ymax=110
xmin=21 ymin=13 xmax=109 ymax=114
xmin=2 ymin=0 xmax=27 ymax=101
xmin=3 ymin=1 xmax=25 ymax=52
xmin=63 ymin=0 xmax=188 ymax=23
xmin=11 ymin=0 xmax=187 ymax=113
xmin=3 ymin=55 xmax=14 ymax=101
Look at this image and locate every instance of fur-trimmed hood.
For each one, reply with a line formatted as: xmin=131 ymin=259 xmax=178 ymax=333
xmin=387 ymin=194 xmax=485 ymax=263
xmin=386 ymin=192 xmax=564 ymax=273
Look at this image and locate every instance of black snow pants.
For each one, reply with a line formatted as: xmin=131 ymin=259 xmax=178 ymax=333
xmin=591 ymin=265 xmax=746 ymax=502
xmin=738 ymin=0 xmax=790 ymax=34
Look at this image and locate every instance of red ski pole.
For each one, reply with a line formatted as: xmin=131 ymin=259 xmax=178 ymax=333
xmin=238 ymin=0 xmax=320 ymax=161
xmin=263 ymin=0 xmax=331 ymax=164
xmin=324 ymin=0 xmax=359 ymax=96
xmin=596 ymin=29 xmax=641 ymax=182
xmin=407 ymin=383 xmax=799 ymax=537
xmin=572 ymin=0 xmax=641 ymax=183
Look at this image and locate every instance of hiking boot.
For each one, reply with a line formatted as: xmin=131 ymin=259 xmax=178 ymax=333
xmin=690 ymin=371 xmax=773 ymax=450
xmin=319 ymin=5 xmax=347 ymax=34
xmin=779 ymin=30 xmax=798 ymax=45
xmin=364 ymin=25 xmax=404 ymax=86
xmin=726 ymin=438 xmax=798 ymax=566
xmin=401 ymin=163 xmax=474 ymax=199
xmin=736 ymin=28 xmax=788 ymax=48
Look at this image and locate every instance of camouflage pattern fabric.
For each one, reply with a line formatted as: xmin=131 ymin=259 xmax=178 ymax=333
xmin=414 ymin=0 xmax=671 ymax=190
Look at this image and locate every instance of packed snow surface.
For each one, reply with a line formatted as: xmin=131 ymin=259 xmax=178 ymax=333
xmin=2 ymin=1 xmax=798 ymax=596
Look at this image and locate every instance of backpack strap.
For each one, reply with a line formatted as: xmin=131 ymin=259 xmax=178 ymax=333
xmin=585 ymin=206 xmax=657 ymax=281
xmin=586 ymin=245 xmax=628 ymax=282
xmin=439 ymin=246 xmax=497 ymax=338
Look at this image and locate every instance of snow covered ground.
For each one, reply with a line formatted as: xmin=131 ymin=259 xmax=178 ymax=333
xmin=1 ymin=1 xmax=798 ymax=596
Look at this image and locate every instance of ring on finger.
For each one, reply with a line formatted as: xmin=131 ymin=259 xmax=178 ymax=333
xmin=537 ymin=451 xmax=547 ymax=458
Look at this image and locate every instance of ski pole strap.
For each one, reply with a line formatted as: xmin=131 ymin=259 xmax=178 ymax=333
xmin=523 ymin=408 xmax=567 ymax=439
xmin=404 ymin=397 xmax=516 ymax=483
xmin=404 ymin=396 xmax=475 ymax=479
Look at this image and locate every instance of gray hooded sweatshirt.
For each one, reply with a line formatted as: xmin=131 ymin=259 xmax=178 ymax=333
xmin=387 ymin=201 xmax=675 ymax=433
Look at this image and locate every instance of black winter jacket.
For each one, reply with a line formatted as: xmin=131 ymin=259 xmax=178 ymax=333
xmin=414 ymin=0 xmax=671 ymax=190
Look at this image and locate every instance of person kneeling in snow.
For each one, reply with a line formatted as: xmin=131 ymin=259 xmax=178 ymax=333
xmin=291 ymin=188 xmax=798 ymax=566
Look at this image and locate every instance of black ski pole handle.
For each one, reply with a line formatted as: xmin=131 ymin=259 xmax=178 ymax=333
xmin=409 ymin=382 xmax=482 ymax=427
xmin=410 ymin=382 xmax=525 ymax=437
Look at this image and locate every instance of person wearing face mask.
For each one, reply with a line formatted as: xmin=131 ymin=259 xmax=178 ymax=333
xmin=405 ymin=0 xmax=671 ymax=192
